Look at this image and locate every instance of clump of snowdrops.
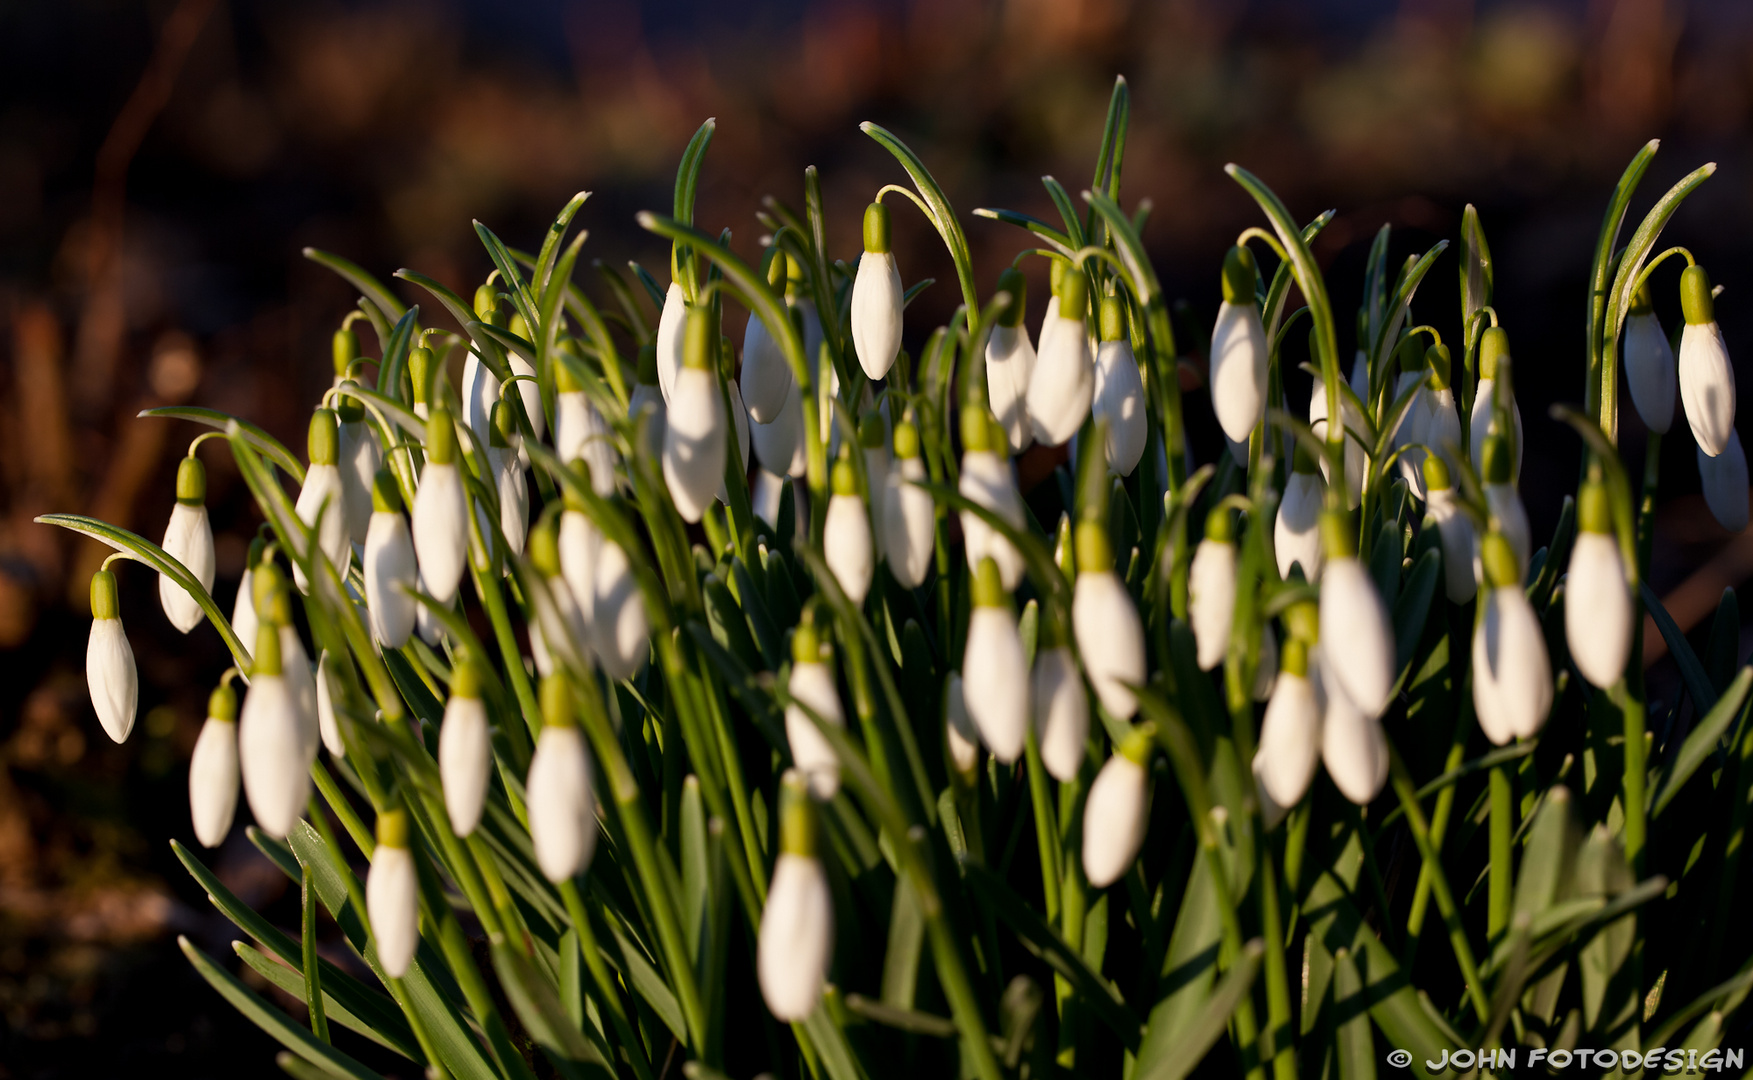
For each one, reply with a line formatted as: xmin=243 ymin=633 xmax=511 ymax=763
xmin=49 ymin=79 xmax=1753 ymax=1079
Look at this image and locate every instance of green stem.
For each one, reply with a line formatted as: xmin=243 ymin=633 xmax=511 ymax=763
xmin=1488 ymin=765 xmax=1514 ymax=942
xmin=472 ymin=563 xmax=540 ymax=757
xmin=561 ymin=880 xmax=657 ymax=1080
xmin=1403 ymin=691 xmax=1470 ymax=970
xmin=1258 ymin=843 xmax=1295 ymax=1080
xmin=301 ymin=862 xmax=330 ymax=1043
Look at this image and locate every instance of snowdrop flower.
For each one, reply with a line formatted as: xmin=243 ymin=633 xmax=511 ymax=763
xmin=1320 ymin=662 xmax=1388 ymax=805
xmin=592 ymin=528 xmax=648 ymax=681
xmin=944 ymin=673 xmax=980 ymax=777
xmin=1188 ymin=509 xmax=1237 ymax=671
xmin=366 ymin=808 xmax=420 ymax=978
xmin=759 ymin=771 xmax=833 ymax=1021
xmin=1276 ymin=447 xmax=1324 ymax=583
xmin=189 ymin=681 xmax=240 ymax=848
xmin=851 ymin=202 xmax=903 ymax=379
xmin=1422 ymin=457 xmax=1476 ymax=604
xmin=986 ymin=268 xmax=1036 ymax=453
xmin=1317 ymin=512 xmax=1395 ymax=718
xmin=1073 ymin=520 xmax=1148 ymax=719
xmin=1082 ymin=725 xmax=1154 ymax=888
xmin=558 ymin=473 xmax=601 ymax=627
xmin=1093 ymin=295 xmax=1147 ymax=476
xmin=1565 ymin=480 xmax=1633 ymax=688
xmin=502 ymin=317 xmax=546 ymax=452
xmin=1699 ymin=428 xmax=1750 ymax=532
xmin=823 ymin=454 xmax=874 ymax=606
xmin=232 ymin=538 xmax=263 ymax=661
xmin=439 ymin=657 xmax=491 ymax=837
xmin=1253 ymin=623 xmax=1279 ymax=701
xmin=655 ymin=281 xmax=687 ymax=403
xmin=1253 ymin=637 xmax=1321 ymax=827
xmin=407 ymin=344 xmax=435 ymax=421
xmin=315 ymin=650 xmax=344 ymax=757
xmin=785 ymin=619 xmax=844 ymax=800
xmin=1481 ymin=434 xmax=1530 ymax=577
xmin=293 ymin=409 xmax=351 ymax=593
xmin=1026 ymin=266 xmax=1094 ymax=446
xmin=1387 ymin=335 xmax=1432 ymax=498
xmin=528 ymin=675 xmax=598 ymax=882
xmin=553 ymin=354 xmax=620 ymax=495
xmin=717 ymin=370 xmax=751 ymax=506
xmin=662 ymin=305 xmax=727 ymax=523
xmin=1679 ymin=264 xmax=1737 ymax=456
xmin=1473 ymin=532 xmax=1553 ymax=743
xmin=488 ymin=402 xmax=529 ymax=558
xmin=529 ymin=516 xmax=589 ymax=676
xmin=963 ymin=557 xmax=1029 ymax=763
xmin=412 ymin=409 xmax=469 ymax=605
xmin=461 ymin=284 xmax=508 ymax=448
xmin=1423 ymin=343 xmax=1461 ymax=483
xmin=238 ymin=624 xmax=310 ymax=840
xmin=753 ymin=469 xmax=786 ymax=532
xmin=87 ymin=569 xmax=138 ymax=743
xmin=629 ymin=345 xmax=667 ymax=460
xmin=158 ymin=455 xmax=215 ymax=634
xmin=959 ymin=407 xmax=1026 ymax=590
xmin=1470 ymin=327 xmax=1523 ymax=482
xmin=859 ymin=411 xmax=888 ymax=537
xmin=250 ymin=560 xmax=319 ymax=762
xmin=1309 ymin=365 xmax=1366 ymax=509
xmin=363 ymin=470 xmax=417 ymax=649
xmin=750 ymin=367 xmax=807 ymax=479
xmin=883 ymin=420 xmax=934 ymax=589
xmin=1032 ymin=615 xmax=1088 ymax=782
xmin=1624 ymin=282 xmax=1676 ymax=433
xmin=741 ymin=253 xmax=794 ymax=423
xmin=1209 ymin=246 xmax=1268 ymax=461
xmin=336 ymin=394 xmax=382 ymax=546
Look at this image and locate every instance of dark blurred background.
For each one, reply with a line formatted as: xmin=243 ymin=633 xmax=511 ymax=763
xmin=3 ymin=0 xmax=1753 ymax=1075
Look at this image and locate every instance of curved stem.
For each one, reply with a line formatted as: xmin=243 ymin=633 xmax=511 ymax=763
xmin=1235 ymin=226 xmax=1289 ymax=266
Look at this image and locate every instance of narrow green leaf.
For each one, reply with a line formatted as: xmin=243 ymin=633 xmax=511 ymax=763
xmin=491 ymin=944 xmax=616 ymax=1078
xmin=1653 ymin=667 xmax=1753 ymax=816
xmin=235 ymin=943 xmax=419 ymax=1060
xmin=1641 ymin=581 xmax=1720 ymax=718
xmin=1134 ymin=940 xmax=1264 ymax=1080
xmin=970 ymin=207 xmax=1074 ymax=253
xmin=1392 ymin=549 xmax=1440 ymax=678
xmin=880 ymin=874 xmax=926 ymax=1010
xmin=1332 ymin=948 xmax=1377 ymax=1080
xmin=1459 ymin=203 xmax=1493 ymax=329
xmin=303 ymin=248 xmax=406 ymax=319
xmin=139 ymin=405 xmax=305 ymax=481
xmin=1707 ymin=588 xmax=1741 ymax=696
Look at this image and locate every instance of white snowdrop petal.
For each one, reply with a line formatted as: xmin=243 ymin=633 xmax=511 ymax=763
xmin=655 ymin=283 xmax=687 ymax=403
xmin=986 ymin=324 xmax=1036 ymax=453
xmin=1210 ymin=300 xmax=1269 ymax=448
xmin=528 ymin=726 xmax=597 ymax=882
xmin=823 ymin=494 xmax=874 ymax=606
xmin=87 ymin=618 xmax=138 ymax=743
xmin=1188 ymin=540 xmax=1237 ymax=671
xmin=1320 ymin=673 xmax=1388 ymax=805
xmin=1485 ymin=483 xmax=1531 ymax=577
xmin=1699 ymin=428 xmax=1750 ymax=532
xmin=882 ymin=458 xmax=935 ymax=589
xmin=662 ymin=366 xmax=727 ymax=523
xmin=461 ymin=352 xmax=499 ymax=452
xmin=189 ymin=717 xmax=239 ymax=848
xmin=1093 ymin=340 xmax=1148 ymax=475
xmin=1565 ymin=533 xmax=1633 ymax=688
xmin=851 ymin=250 xmax=904 ymax=379
xmin=339 ymin=421 xmax=382 ymax=544
xmin=1027 ymin=313 xmax=1094 ymax=447
xmin=316 ymin=651 xmax=344 ymax=758
xmin=293 ymin=464 xmax=351 ymax=592
xmin=963 ymin=607 xmax=1029 ymax=763
xmin=232 ymin=569 xmax=258 ymax=662
xmin=238 ymin=675 xmax=311 ymax=840
xmin=958 ymin=452 xmax=1026 ymax=590
xmin=1625 ymin=311 xmax=1677 ymax=434
xmin=365 ymin=845 xmax=420 ymax=978
xmin=758 ymin=854 xmax=833 ymax=1021
xmin=1309 ymin=384 xmax=1366 ymax=509
xmin=1473 ymin=585 xmax=1554 ymax=743
xmin=1073 ymin=571 xmax=1147 ymax=719
xmin=1425 ymin=387 xmax=1462 ymax=482
xmin=1468 ymin=383 xmax=1524 ymax=481
xmin=1032 ymin=647 xmax=1089 ymax=782
xmin=439 ymin=696 xmax=491 ymax=837
xmin=1426 ymin=489 xmax=1478 ymax=604
xmin=741 ymin=311 xmax=793 ymax=423
xmin=1275 ymin=473 xmax=1324 ymax=583
xmin=412 ymin=462 xmax=469 ymax=604
xmin=1253 ymin=672 xmax=1321 ymax=814
xmin=364 ymin=511 xmax=417 ymax=649
xmin=1318 ymin=557 xmax=1395 ymax=718
xmin=1082 ymin=754 xmax=1148 ymax=888
xmin=159 ymin=503 xmax=215 ymax=633
xmin=281 ymin=627 xmax=321 ymax=766
xmin=496 ymin=451 xmax=529 ymax=557
xmin=785 ymin=662 xmax=844 ymax=800
xmin=750 ymin=377 xmax=807 ymax=479
xmin=593 ymin=541 xmax=649 ymax=680
xmin=1680 ymin=321 xmax=1736 ymax=457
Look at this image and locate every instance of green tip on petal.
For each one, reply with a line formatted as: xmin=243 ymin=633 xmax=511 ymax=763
xmin=451 ymin=655 xmax=482 ymax=700
xmin=408 ymin=347 xmax=434 ymax=404
xmin=490 ymin=400 xmax=516 ymax=449
xmin=1058 ymin=267 xmax=1089 ymax=322
xmin=372 ymin=468 xmax=403 ymax=513
xmin=1425 ymin=343 xmax=1451 ymax=390
xmin=176 ymin=455 xmax=207 ymax=505
xmin=1681 ymin=264 xmax=1715 ymax=325
xmin=426 ymin=409 xmax=457 ymax=465
xmin=308 ymin=409 xmax=340 ymax=466
xmin=335 ymin=391 xmax=364 ymax=424
xmin=1049 ymin=256 xmax=1066 ymax=298
xmin=1221 ymin=246 xmax=1255 ymax=305
xmin=565 ymin=460 xmax=593 ymax=508
xmin=1481 ymin=532 xmax=1520 ymax=588
xmin=246 ymin=535 xmax=266 ymax=570
xmin=859 ymin=410 xmax=884 ymax=450
xmin=765 ymin=248 xmax=789 ymax=290
xmin=1281 ymin=636 xmax=1308 ymax=679
xmin=509 ymin=312 xmax=531 ymax=341
xmin=473 ymin=283 xmax=500 ymax=322
xmin=1578 ymin=480 xmax=1613 ymax=535
xmin=530 ymin=517 xmax=561 ymax=575
xmin=376 ymin=807 xmax=409 ymax=849
xmin=1099 ymin=294 xmax=1126 ymax=343
xmin=960 ymin=404 xmax=994 ymax=454
xmin=90 ymin=569 xmax=119 ymax=620
xmin=637 ymin=344 xmax=659 ymax=385
xmin=682 ymin=304 xmax=714 ymax=371
xmin=1482 ymin=433 xmax=1511 ymax=484
xmin=1479 ymin=327 xmax=1509 ymax=381
xmin=862 ymin=201 xmax=890 ymax=254
xmin=555 ymin=353 xmax=582 ymax=394
xmin=971 ymin=557 xmax=1008 ymax=609
xmin=1395 ymin=333 xmax=1425 ymax=375
xmin=208 ymin=682 xmax=238 ymax=723
xmin=831 ymin=455 xmax=858 ymax=496
xmin=1631 ymin=281 xmax=1655 ymax=316
xmin=540 ymin=674 xmax=575 ymax=728
xmin=893 ymin=419 xmax=920 ymax=459
xmin=331 ymin=327 xmax=359 ymax=377
xmin=1118 ymin=723 xmax=1157 ymax=766
xmin=996 ymin=267 xmax=1027 ymax=327
xmin=779 ymin=770 xmax=820 ymax=852
xmin=1319 ymin=510 xmax=1356 ymax=559
xmin=791 ymin=618 xmax=821 ymax=666
xmin=1075 ymin=519 xmax=1114 ymax=575
xmin=252 ymin=622 xmax=282 ymax=678
xmin=1422 ymin=453 xmax=1452 ymax=491
xmin=1203 ymin=507 xmax=1233 ymax=545
xmin=1283 ymin=599 xmax=1320 ymax=645
xmin=253 ymin=560 xmax=289 ymax=624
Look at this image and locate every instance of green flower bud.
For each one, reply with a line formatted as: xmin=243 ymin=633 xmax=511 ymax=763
xmin=408 ymin=347 xmax=434 ymax=405
xmin=961 ymin=404 xmax=995 ymax=454
xmin=376 ymin=806 xmax=409 ymax=849
xmin=791 ymin=618 xmax=821 ymax=665
xmin=766 ymin=248 xmax=789 ymax=291
xmin=451 ymin=654 xmax=482 ymax=699
xmin=1058 ymin=267 xmax=1089 ymax=322
xmin=473 ymin=284 xmax=500 ymax=323
xmin=208 ymin=681 xmax=238 ymax=723
xmin=1281 ymin=636 xmax=1309 ymax=679
xmin=1283 ymin=598 xmax=1320 ymax=644
xmin=831 ymin=454 xmax=857 ymax=496
xmin=1481 ymin=532 xmax=1520 ymax=588
xmin=1076 ymin=519 xmax=1114 ymax=575
xmin=1320 ymin=510 xmax=1357 ymax=559
xmin=1422 ymin=453 xmax=1452 ymax=492
xmin=778 ymin=770 xmax=819 ymax=855
xmin=859 ymin=410 xmax=884 ymax=450
xmin=539 ymin=674 xmax=575 ymax=728
xmin=90 ymin=569 xmax=120 ymax=620
xmin=1203 ymin=507 xmax=1233 ymax=544
xmin=1482 ymin=433 xmax=1511 ymax=484
xmin=1681 ymin=264 xmax=1715 ymax=325
xmin=426 ymin=408 xmax=457 ymax=466
xmin=892 ymin=419 xmax=920 ymax=460
xmin=1220 ymin=245 xmax=1256 ymax=305
xmin=862 ymin=202 xmax=890 ymax=255
xmin=372 ymin=467 xmax=403 ymax=513
xmin=637 ymin=343 xmax=659 ymax=386
xmin=529 ymin=516 xmax=561 ymax=576
xmin=1425 ymin=343 xmax=1452 ymax=390
xmin=996 ymin=267 xmax=1027 ymax=328
xmin=1630 ymin=280 xmax=1655 ymax=316
xmin=176 ymin=455 xmax=206 ymax=505
xmin=1578 ymin=479 xmax=1612 ymax=535
xmin=332 ymin=327 xmax=359 ymax=378
xmin=1479 ymin=327 xmax=1509 ymax=381
xmin=308 ymin=409 xmax=340 ymax=466
xmin=1049 ymin=256 xmax=1066 ymax=299
xmin=682 ymin=304 xmax=713 ymax=371
xmin=509 ymin=312 xmax=531 ymax=342
xmin=490 ymin=400 xmax=515 ymax=449
xmin=1117 ymin=722 xmax=1156 ymax=766
xmin=1395 ymin=333 xmax=1425 ymax=374
xmin=971 ymin=556 xmax=1008 ymax=609
xmin=1099 ymin=295 xmax=1126 ymax=343
xmin=252 ymin=621 xmax=282 ymax=677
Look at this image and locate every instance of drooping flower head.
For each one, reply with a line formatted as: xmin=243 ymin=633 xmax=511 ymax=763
xmin=851 ymin=201 xmax=904 ymax=380
xmin=1472 ymin=531 xmax=1553 ymax=743
xmin=1026 ymin=263 xmax=1094 ymax=446
xmin=758 ymin=770 xmax=833 ymax=1021
xmin=1083 ymin=724 xmax=1155 ymax=888
xmin=1625 ymin=281 xmax=1676 ymax=434
xmin=528 ymin=674 xmax=598 ymax=882
xmin=159 ymin=454 xmax=216 ymax=634
xmin=1470 ymin=326 xmax=1523 ymax=482
xmin=1210 ymin=244 xmax=1267 ymax=461
xmin=662 ymin=303 xmax=727 ymax=523
xmin=366 ymin=807 xmax=420 ymax=978
xmin=882 ymin=417 xmax=935 ymax=589
xmin=1564 ymin=478 xmax=1633 ymax=689
xmin=1678 ymin=263 xmax=1737 ymax=457
xmin=1093 ymin=293 xmax=1147 ymax=476
xmin=1189 ymin=507 xmax=1238 ymax=672
xmin=987 ymin=266 xmax=1036 ymax=453
xmin=439 ymin=654 xmax=492 ymax=837
xmin=823 ymin=451 xmax=874 ymax=606
xmin=190 ymin=679 xmax=240 ymax=848
xmin=87 ymin=568 xmax=138 ymax=743
xmin=412 ymin=408 xmax=470 ymax=605
xmin=963 ymin=556 xmax=1030 ymax=762
xmin=1421 ymin=455 xmax=1476 ymax=604
xmin=1276 ymin=444 xmax=1324 ymax=583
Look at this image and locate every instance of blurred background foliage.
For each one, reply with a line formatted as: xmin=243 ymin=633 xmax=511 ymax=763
xmin=3 ymin=0 xmax=1753 ymax=1075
